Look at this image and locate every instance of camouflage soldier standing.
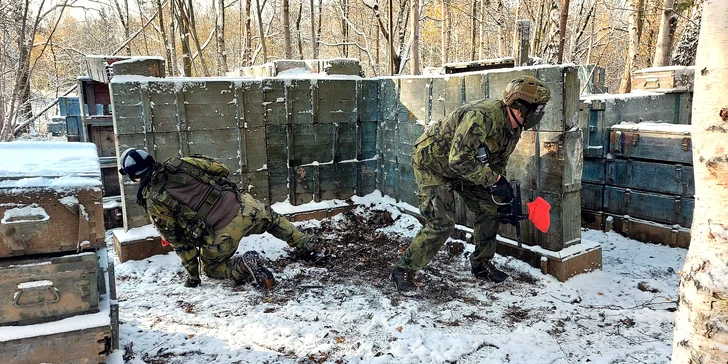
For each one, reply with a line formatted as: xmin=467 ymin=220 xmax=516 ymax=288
xmin=119 ymin=150 xmax=320 ymax=289
xmin=390 ymin=76 xmax=551 ymax=292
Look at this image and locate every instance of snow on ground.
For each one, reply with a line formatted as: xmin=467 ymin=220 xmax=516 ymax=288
xmin=107 ymin=201 xmax=685 ymax=364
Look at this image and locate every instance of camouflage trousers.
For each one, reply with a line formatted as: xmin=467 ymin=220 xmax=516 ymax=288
xmin=396 ymin=164 xmax=501 ymax=271
xmin=178 ymin=193 xmax=312 ymax=283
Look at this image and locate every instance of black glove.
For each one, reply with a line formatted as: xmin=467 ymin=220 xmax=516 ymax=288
xmin=489 ymin=177 xmax=514 ymax=201
xmin=184 ymin=275 xmax=201 ymax=287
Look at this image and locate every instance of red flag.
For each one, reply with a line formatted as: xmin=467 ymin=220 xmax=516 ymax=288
xmin=527 ymin=197 xmax=551 ymax=233
xmin=161 ymin=238 xmax=170 ymax=247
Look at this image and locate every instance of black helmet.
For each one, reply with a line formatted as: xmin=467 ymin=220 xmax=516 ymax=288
xmin=502 ymin=76 xmax=551 ymax=130
xmin=119 ymin=148 xmax=155 ymax=179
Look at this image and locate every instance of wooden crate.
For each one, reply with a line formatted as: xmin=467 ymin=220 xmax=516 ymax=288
xmin=609 ymin=123 xmax=693 ymax=165
xmin=605 ymin=213 xmax=691 ymax=249
xmin=603 ymin=185 xmax=694 ymax=227
xmin=0 ymin=252 xmax=99 ymax=326
xmin=632 ymin=66 xmax=694 ymax=93
xmin=0 ymin=187 xmax=105 ymax=258
xmin=112 ymin=225 xmax=173 ymax=263
xmin=0 ymin=325 xmax=110 ymax=364
xmin=606 ymin=158 xmax=694 ymax=197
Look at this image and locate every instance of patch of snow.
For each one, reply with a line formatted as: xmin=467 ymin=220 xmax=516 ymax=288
xmin=112 ymin=225 xmax=161 ymax=243
xmin=1 ymin=204 xmax=50 ymax=224
xmin=17 ymin=280 xmax=54 ymax=289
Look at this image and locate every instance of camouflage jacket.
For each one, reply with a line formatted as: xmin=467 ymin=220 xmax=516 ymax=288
xmin=139 ymin=156 xmax=240 ymax=276
xmin=413 ymin=99 xmax=521 ymax=186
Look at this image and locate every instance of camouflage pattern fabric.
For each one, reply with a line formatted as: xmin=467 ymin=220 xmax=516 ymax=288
xmin=164 ymin=193 xmax=312 ymax=281
xmin=396 ymin=99 xmax=520 ymax=271
xmin=140 ymin=155 xmax=312 ymax=282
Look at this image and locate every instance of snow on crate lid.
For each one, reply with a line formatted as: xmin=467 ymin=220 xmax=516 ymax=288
xmin=611 ymin=122 xmax=691 ymax=135
xmin=0 ymin=141 xmax=102 ymax=190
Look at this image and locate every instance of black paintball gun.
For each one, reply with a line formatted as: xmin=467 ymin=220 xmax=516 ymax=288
xmin=492 ymin=179 xmax=551 ymax=248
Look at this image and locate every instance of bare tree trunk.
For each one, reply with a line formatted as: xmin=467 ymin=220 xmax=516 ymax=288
xmin=342 ymin=0 xmax=349 ymax=57
xmin=479 ymin=0 xmax=486 ymax=59
xmin=672 ymin=0 xmax=703 ymax=66
xmin=135 ymin=0 xmax=151 ymax=54
xmin=557 ymin=0 xmax=570 ymax=63
xmin=185 ymin=0 xmax=210 ymax=76
xmin=156 ymin=0 xmax=173 ymax=76
xmin=310 ymin=0 xmax=317 ymax=58
xmin=411 ymin=0 xmax=420 ymax=74
xmin=543 ymin=0 xmax=560 ymax=62
xmin=653 ymin=0 xmax=677 ymax=67
xmin=497 ymin=0 xmax=505 ymax=56
xmin=296 ymin=1 xmax=303 ymax=59
xmin=586 ymin=1 xmax=596 ymax=64
xmin=532 ymin=0 xmax=546 ymax=57
xmin=283 ymin=0 xmax=292 ymax=58
xmin=243 ymin=0 xmax=252 ymax=66
xmin=441 ymin=0 xmax=450 ymax=64
xmin=215 ymin=0 xmax=228 ymax=75
xmin=471 ymin=0 xmax=477 ymax=61
xmin=671 ymin=1 xmax=728 ymax=362
xmin=174 ymin=0 xmax=193 ymax=76
xmin=317 ymin=0 xmax=323 ymax=58
xmin=619 ymin=0 xmax=641 ymax=93
xmin=169 ymin=0 xmax=179 ymax=75
xmin=113 ymin=0 xmax=132 ymax=55
xmin=255 ymin=0 xmax=267 ymax=63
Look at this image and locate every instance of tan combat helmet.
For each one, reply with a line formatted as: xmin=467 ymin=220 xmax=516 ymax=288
xmin=502 ymin=76 xmax=551 ymax=130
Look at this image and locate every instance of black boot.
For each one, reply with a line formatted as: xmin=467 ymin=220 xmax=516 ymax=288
xmin=390 ymin=267 xmax=417 ymax=292
xmin=241 ymin=251 xmax=276 ymax=289
xmin=472 ymin=261 xmax=509 ymax=283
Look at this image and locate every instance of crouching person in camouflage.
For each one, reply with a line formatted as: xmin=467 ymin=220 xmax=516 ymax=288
xmin=390 ymin=76 xmax=551 ymax=292
xmin=119 ymin=149 xmax=320 ymax=289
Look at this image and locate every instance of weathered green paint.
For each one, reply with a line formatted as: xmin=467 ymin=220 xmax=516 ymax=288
xmin=398 ymin=77 xmax=430 ymax=124
xmin=430 ymin=76 xmax=464 ymax=123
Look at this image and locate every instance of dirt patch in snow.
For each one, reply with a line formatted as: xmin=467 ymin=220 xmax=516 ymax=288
xmin=260 ymin=206 xmax=536 ymax=307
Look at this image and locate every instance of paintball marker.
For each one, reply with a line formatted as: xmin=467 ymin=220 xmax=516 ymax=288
xmin=492 ymin=180 xmax=552 ymax=248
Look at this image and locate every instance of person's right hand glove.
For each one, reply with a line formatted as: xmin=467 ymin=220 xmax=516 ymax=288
xmin=184 ymin=275 xmax=201 ymax=288
xmin=489 ymin=177 xmax=514 ymax=202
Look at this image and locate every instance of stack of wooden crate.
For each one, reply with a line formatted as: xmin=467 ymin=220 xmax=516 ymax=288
xmin=0 ymin=141 xmax=118 ymax=363
xmin=579 ymin=66 xmax=695 ymax=248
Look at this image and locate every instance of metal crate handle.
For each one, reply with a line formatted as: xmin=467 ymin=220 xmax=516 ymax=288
xmin=13 ymin=286 xmax=61 ymax=307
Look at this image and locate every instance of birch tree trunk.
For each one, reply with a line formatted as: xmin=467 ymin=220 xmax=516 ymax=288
xmin=341 ymin=0 xmax=349 ymax=57
xmin=215 ymin=0 xmax=228 ymax=75
xmin=671 ymin=1 xmax=728 ymax=362
xmin=619 ymin=0 xmax=640 ymax=93
xmin=411 ymin=0 xmax=420 ymax=74
xmin=283 ymin=0 xmax=292 ymax=58
xmin=653 ymin=0 xmax=677 ymax=67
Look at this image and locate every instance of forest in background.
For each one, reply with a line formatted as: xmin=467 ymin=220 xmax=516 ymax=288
xmin=0 ymin=0 xmax=703 ymax=140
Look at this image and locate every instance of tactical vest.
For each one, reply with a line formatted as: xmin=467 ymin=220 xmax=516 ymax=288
xmin=147 ymin=157 xmax=238 ymax=243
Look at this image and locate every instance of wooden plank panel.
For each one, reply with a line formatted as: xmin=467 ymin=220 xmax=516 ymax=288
xmin=186 ymin=129 xmax=243 ymax=183
xmin=242 ymin=171 xmax=270 ymax=205
xmin=360 ymin=121 xmax=378 ymax=160
xmin=320 ymin=162 xmax=357 ymax=201
xmin=263 ymin=79 xmax=287 ymax=125
xmin=243 ymin=127 xmax=267 ymax=172
xmin=463 ymin=73 xmax=487 ymax=102
xmin=398 ymin=77 xmax=430 ymax=124
xmin=358 ymin=79 xmax=379 ymax=122
xmin=292 ymin=165 xmax=316 ymax=205
xmin=290 ymin=124 xmax=334 ymax=166
xmin=337 ymin=122 xmax=357 ymax=162
xmin=0 ymin=324 xmax=110 ymax=364
xmin=240 ymin=81 xmax=265 ymax=128
xmin=379 ymin=78 xmax=398 ymax=121
xmin=289 ymin=79 xmax=313 ymax=124
xmin=536 ymin=66 xmax=567 ymax=132
xmin=430 ymin=76 xmax=463 ymax=123
xmin=357 ymin=160 xmax=378 ymax=196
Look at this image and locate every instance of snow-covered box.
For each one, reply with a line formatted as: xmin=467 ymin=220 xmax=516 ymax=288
xmin=0 ymin=142 xmax=105 ymax=258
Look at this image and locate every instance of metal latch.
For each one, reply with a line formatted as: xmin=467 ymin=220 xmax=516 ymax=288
xmin=631 ymin=133 xmax=640 ymax=146
xmin=674 ymin=197 xmax=682 ymax=215
xmin=624 ymin=189 xmax=631 ymax=206
xmin=682 ymin=137 xmax=691 ymax=151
